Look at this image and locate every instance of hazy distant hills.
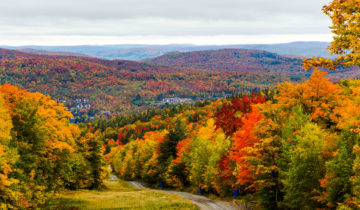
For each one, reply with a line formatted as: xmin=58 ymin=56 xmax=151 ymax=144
xmin=1 ymin=41 xmax=332 ymax=61
xmin=19 ymin=48 xmax=89 ymax=57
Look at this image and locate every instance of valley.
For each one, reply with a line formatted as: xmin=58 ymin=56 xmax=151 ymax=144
xmin=1 ymin=47 xmax=358 ymax=122
xmin=3 ymin=0 xmax=360 ymax=209
xmin=0 ymin=48 xmax=307 ymax=117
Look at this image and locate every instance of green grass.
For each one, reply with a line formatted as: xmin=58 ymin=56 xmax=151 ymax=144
xmin=47 ymin=180 xmax=198 ymax=209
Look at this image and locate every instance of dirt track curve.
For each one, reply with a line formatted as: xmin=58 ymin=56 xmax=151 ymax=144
xmin=127 ymin=181 xmax=244 ymax=210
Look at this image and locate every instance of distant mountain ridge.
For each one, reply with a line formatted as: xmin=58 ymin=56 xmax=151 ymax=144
xmin=20 ymin=48 xmax=89 ymax=57
xmin=143 ymin=48 xmax=304 ymax=73
xmin=1 ymin=41 xmax=332 ymax=61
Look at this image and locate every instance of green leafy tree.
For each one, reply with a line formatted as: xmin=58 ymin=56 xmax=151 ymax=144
xmin=316 ymin=129 xmax=358 ymax=208
xmin=283 ymin=123 xmax=327 ymax=209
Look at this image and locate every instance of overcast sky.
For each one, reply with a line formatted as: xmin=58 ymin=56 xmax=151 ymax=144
xmin=0 ymin=0 xmax=332 ymax=46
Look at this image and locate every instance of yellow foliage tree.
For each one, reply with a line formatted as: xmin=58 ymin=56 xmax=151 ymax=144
xmin=276 ymin=69 xmax=346 ymax=127
xmin=303 ymin=0 xmax=360 ymax=70
xmin=0 ymin=92 xmax=18 ymax=208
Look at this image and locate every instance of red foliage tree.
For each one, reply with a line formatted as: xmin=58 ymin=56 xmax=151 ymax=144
xmin=230 ymin=108 xmax=263 ymax=188
xmin=215 ymin=93 xmax=266 ymax=136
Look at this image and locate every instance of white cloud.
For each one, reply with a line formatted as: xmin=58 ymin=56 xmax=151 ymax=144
xmin=0 ymin=0 xmax=333 ymax=45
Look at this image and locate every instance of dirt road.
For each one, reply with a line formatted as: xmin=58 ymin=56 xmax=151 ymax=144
xmin=127 ymin=181 xmax=243 ymax=210
xmin=127 ymin=181 xmax=147 ymax=189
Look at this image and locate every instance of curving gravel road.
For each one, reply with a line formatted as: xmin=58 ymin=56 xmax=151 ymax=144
xmin=127 ymin=181 xmax=243 ymax=210
xmin=127 ymin=181 xmax=147 ymax=189
xmin=108 ymin=173 xmax=120 ymax=181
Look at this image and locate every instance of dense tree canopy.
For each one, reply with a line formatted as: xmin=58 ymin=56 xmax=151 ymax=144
xmin=0 ymin=84 xmax=108 ymax=209
xmin=108 ymin=70 xmax=360 ymax=209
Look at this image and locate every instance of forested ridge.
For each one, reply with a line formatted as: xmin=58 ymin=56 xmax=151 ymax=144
xmin=1 ymin=47 xmax=360 ymax=117
xmin=0 ymin=48 xmax=308 ymax=115
xmin=143 ymin=49 xmax=303 ymax=72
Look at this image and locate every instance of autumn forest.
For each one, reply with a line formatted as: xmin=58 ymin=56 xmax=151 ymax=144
xmin=2 ymin=0 xmax=360 ymax=209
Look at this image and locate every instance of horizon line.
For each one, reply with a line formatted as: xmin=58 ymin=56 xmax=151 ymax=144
xmin=0 ymin=34 xmax=333 ymax=47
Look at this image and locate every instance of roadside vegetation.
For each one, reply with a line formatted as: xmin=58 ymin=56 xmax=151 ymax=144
xmin=50 ymin=179 xmax=197 ymax=210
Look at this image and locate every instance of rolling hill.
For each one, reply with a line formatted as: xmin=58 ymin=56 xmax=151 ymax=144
xmin=142 ymin=49 xmax=303 ymax=73
xmin=0 ymin=47 xmax=356 ymax=117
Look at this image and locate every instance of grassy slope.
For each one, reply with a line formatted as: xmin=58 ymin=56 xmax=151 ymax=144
xmin=49 ymin=180 xmax=197 ymax=210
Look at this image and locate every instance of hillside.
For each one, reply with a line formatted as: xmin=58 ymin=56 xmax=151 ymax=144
xmin=0 ymin=48 xmax=42 ymax=59
xmin=0 ymin=48 xmax=310 ymax=114
xmin=143 ymin=49 xmax=304 ymax=73
xmin=1 ymin=48 xmax=357 ymax=118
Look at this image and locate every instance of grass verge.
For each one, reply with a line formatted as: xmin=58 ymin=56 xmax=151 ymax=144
xmin=46 ymin=179 xmax=198 ymax=210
